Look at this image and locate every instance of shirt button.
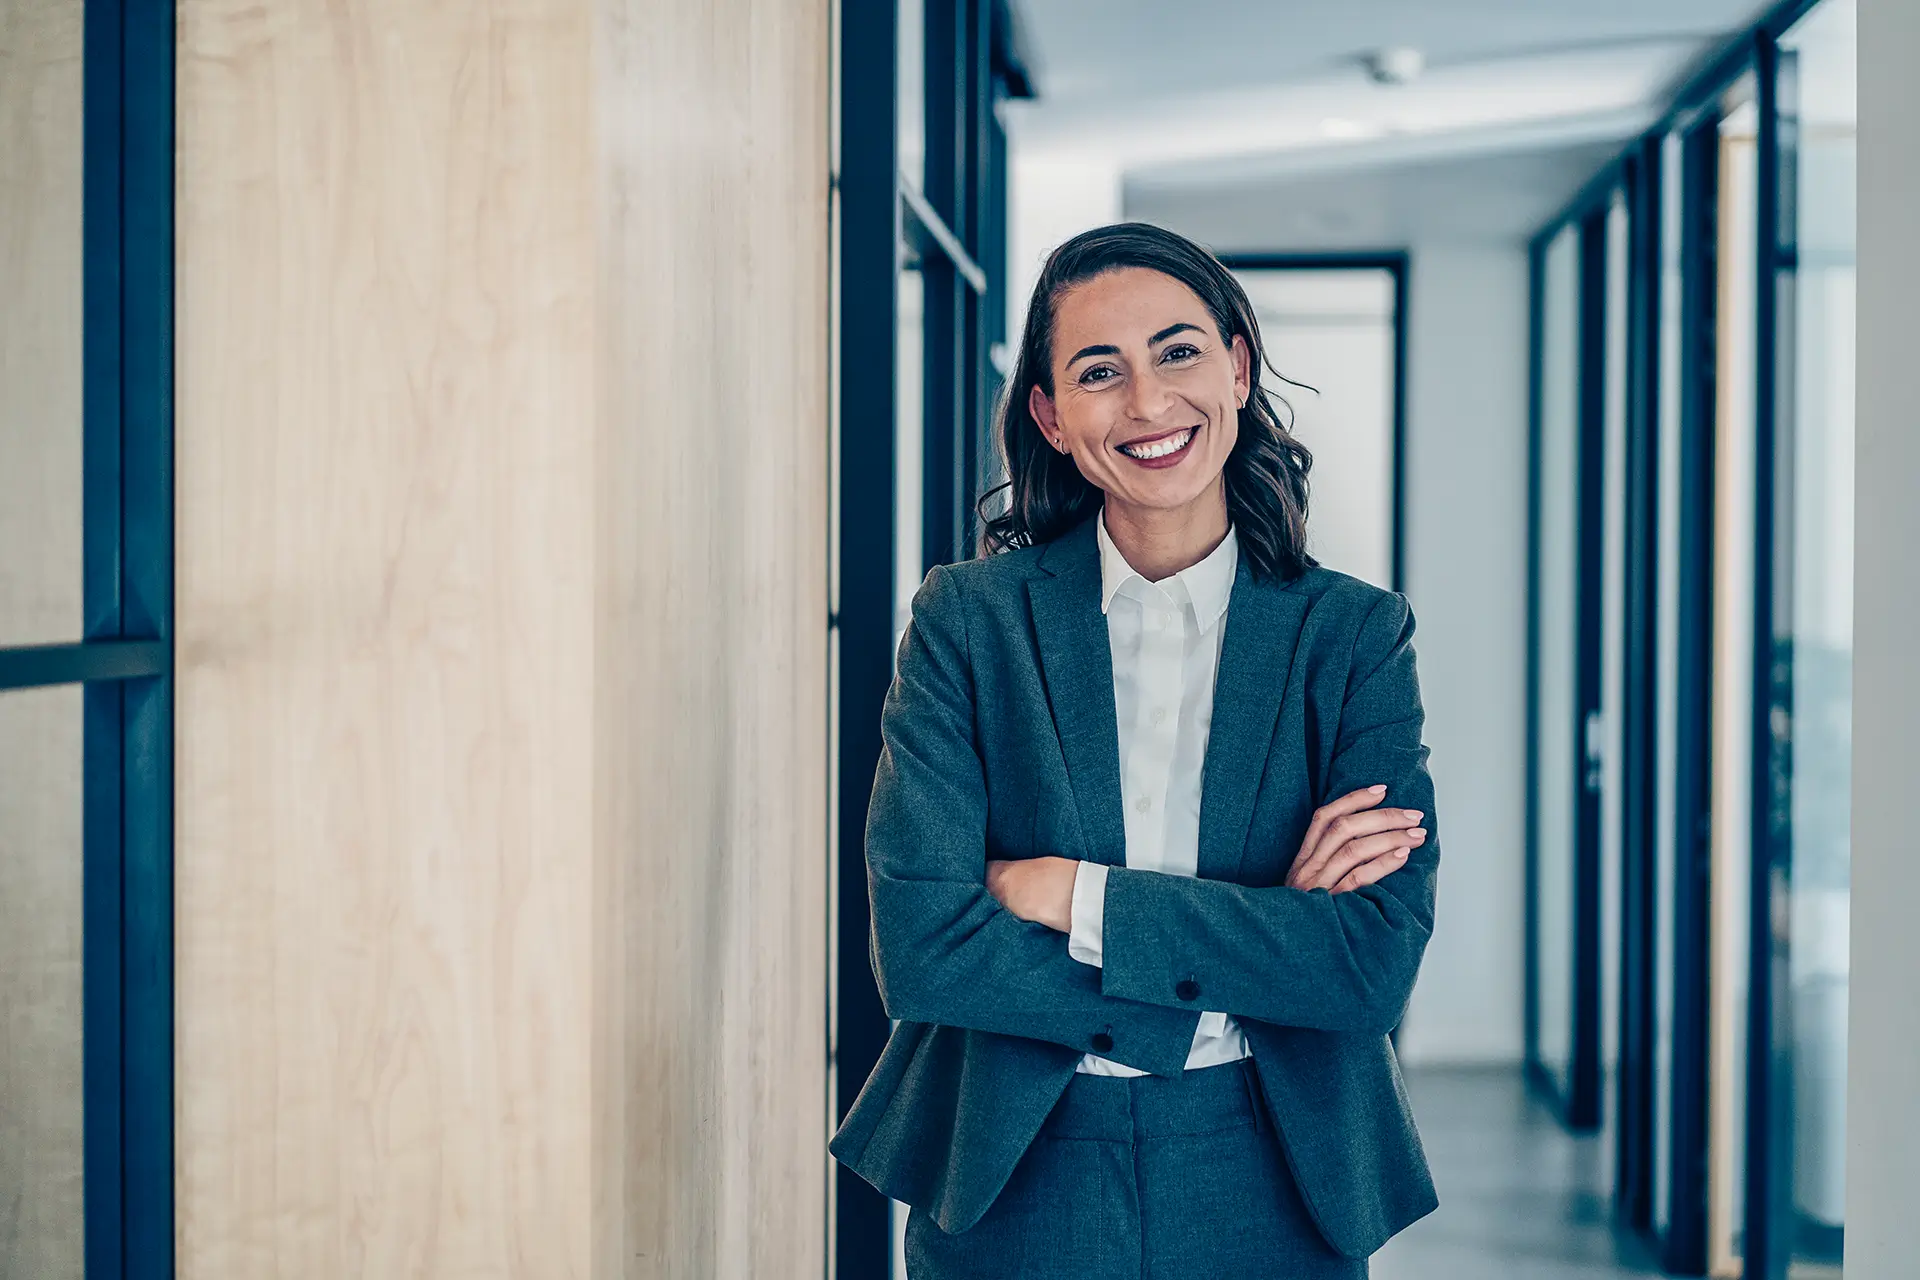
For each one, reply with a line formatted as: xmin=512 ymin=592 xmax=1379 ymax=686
xmin=1135 ymin=795 xmax=1151 ymax=813
xmin=1150 ymin=707 xmax=1166 ymax=726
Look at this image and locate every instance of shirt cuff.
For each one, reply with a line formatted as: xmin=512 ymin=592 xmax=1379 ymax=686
xmin=1067 ymin=861 xmax=1109 ymax=967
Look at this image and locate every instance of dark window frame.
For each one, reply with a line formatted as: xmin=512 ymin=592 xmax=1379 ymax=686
xmin=1526 ymin=3 xmax=1834 ymax=1276
xmin=831 ymin=4 xmax=1029 ymax=1277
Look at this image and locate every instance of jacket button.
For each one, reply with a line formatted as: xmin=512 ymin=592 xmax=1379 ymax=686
xmin=1176 ymin=978 xmax=1201 ymax=1002
xmin=1090 ymin=1031 xmax=1115 ymax=1053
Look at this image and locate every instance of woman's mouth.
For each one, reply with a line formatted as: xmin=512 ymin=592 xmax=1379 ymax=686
xmin=1116 ymin=426 xmax=1199 ymax=467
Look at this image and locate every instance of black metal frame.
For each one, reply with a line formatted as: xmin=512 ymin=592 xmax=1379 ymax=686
xmin=1214 ymin=252 xmax=1409 ymax=595
xmin=0 ymin=3 xmax=176 ymax=1277
xmin=1522 ymin=208 xmax=1610 ymax=1136
xmin=832 ymin=3 xmax=1028 ymax=1276
xmin=1525 ymin=2 xmax=1836 ymax=1276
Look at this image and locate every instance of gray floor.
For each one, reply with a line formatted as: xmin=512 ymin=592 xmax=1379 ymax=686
xmin=1372 ymin=1067 xmax=1671 ymax=1280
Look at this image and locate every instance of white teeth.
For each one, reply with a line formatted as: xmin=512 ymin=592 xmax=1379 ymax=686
xmin=1119 ymin=428 xmax=1196 ymax=460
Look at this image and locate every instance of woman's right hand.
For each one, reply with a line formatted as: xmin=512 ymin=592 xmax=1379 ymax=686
xmin=1285 ymin=784 xmax=1427 ymax=895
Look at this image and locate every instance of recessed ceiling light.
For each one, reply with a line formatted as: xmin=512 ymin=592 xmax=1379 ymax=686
xmin=1363 ymin=47 xmax=1426 ymax=86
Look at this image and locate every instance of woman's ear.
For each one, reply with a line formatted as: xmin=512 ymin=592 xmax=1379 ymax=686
xmin=1230 ymin=334 xmax=1252 ymax=408
xmin=1028 ymin=383 xmax=1062 ymax=451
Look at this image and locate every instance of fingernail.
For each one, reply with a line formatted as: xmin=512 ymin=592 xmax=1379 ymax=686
xmin=1369 ymin=784 xmax=1387 ymax=794
xmin=1394 ymin=848 xmax=1409 ymax=858
xmin=1403 ymin=810 xmax=1423 ymax=821
xmin=1408 ymin=828 xmax=1426 ymax=838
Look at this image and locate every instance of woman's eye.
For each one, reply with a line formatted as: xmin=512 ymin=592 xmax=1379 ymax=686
xmin=1078 ymin=366 xmax=1117 ymax=386
xmin=1162 ymin=343 xmax=1201 ymax=363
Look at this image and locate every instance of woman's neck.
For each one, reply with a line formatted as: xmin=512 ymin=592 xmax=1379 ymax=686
xmin=1101 ymin=488 xmax=1231 ymax=583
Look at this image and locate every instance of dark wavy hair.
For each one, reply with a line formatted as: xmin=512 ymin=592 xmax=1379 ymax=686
xmin=976 ymin=222 xmax=1317 ymax=584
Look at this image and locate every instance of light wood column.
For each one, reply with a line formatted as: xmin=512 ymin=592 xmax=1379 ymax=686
xmin=174 ymin=1 xmax=830 ymax=1275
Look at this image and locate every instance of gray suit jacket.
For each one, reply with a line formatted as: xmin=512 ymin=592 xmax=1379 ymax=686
xmin=828 ymin=513 xmax=1440 ymax=1258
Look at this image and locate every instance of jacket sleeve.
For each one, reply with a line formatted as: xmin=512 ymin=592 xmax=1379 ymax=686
xmin=865 ymin=562 xmax=1203 ymax=1077
xmin=1096 ymin=589 xmax=1439 ymax=1034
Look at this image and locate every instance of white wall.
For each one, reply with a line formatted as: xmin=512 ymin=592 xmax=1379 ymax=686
xmin=1007 ymin=151 xmax=1120 ymax=341
xmin=1393 ymin=245 xmax=1532 ymax=1066
xmin=1847 ymin=1 xmax=1920 ymax=1273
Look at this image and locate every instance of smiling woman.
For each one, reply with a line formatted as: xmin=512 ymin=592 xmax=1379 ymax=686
xmin=979 ymin=223 xmax=1317 ymax=586
xmin=832 ymin=221 xmax=1442 ymax=1277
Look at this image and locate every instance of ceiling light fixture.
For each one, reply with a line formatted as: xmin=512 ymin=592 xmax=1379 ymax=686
xmin=1363 ymin=47 xmax=1425 ymax=86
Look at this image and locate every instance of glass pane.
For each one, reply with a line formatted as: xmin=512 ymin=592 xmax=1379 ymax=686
xmin=0 ymin=683 xmax=86 ymax=1279
xmin=1709 ymin=79 xmax=1760 ymax=1277
xmin=898 ymin=0 xmax=925 ymax=192
xmin=1652 ymin=129 xmax=1686 ymax=1237
xmin=1534 ymin=224 xmax=1582 ymax=1099
xmin=1600 ymin=194 xmax=1630 ymax=1091
xmin=894 ymin=265 xmax=925 ymax=658
xmin=1779 ymin=3 xmax=1855 ymax=1274
xmin=1232 ymin=268 xmax=1396 ymax=590
xmin=0 ymin=0 xmax=86 ymax=647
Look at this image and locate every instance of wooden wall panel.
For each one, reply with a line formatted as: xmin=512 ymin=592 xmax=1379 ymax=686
xmin=175 ymin=0 xmax=830 ymax=1276
xmin=596 ymin=0 xmax=832 ymax=1274
xmin=0 ymin=3 xmax=85 ymax=1276
xmin=175 ymin=2 xmax=599 ymax=1275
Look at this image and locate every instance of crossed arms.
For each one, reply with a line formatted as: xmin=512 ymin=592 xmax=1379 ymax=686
xmin=864 ymin=563 xmax=1439 ymax=1077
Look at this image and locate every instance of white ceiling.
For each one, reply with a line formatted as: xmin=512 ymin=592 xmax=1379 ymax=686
xmin=1006 ymin=0 xmax=1785 ymax=244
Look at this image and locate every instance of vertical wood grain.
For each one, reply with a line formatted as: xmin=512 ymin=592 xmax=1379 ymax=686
xmin=175 ymin=0 xmax=830 ymax=1275
xmin=176 ymin=2 xmax=599 ymax=1275
xmin=597 ymin=1 xmax=831 ymax=1274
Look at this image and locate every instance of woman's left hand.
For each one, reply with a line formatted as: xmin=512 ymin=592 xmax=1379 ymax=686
xmin=985 ymin=856 xmax=1079 ymax=933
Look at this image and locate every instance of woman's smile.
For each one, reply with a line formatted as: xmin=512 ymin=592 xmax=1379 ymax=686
xmin=1115 ymin=423 xmax=1202 ymax=468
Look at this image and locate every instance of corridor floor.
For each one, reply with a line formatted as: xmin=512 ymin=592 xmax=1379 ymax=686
xmin=1372 ymin=1068 xmax=1670 ymax=1280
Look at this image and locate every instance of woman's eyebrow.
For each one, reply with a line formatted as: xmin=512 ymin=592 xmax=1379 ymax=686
xmin=1064 ymin=322 xmax=1206 ymax=370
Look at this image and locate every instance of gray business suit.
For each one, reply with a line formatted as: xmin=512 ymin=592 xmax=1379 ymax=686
xmin=829 ymin=512 xmax=1440 ymax=1261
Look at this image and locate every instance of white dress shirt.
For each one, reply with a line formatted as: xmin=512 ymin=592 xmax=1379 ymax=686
xmin=1067 ymin=508 xmax=1252 ymax=1076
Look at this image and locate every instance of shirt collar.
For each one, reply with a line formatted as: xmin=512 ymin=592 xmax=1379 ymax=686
xmin=1095 ymin=507 xmax=1239 ymax=632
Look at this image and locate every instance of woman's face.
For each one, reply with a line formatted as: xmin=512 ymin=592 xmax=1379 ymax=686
xmin=1029 ymin=266 xmax=1250 ymax=521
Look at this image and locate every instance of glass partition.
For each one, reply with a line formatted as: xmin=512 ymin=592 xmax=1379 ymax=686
xmin=0 ymin=684 xmax=86 ymax=1279
xmin=0 ymin=0 xmax=85 ymax=648
xmin=1531 ymin=224 xmax=1582 ymax=1109
xmin=1708 ymin=78 xmax=1760 ymax=1279
xmin=1775 ymin=3 xmax=1856 ymax=1274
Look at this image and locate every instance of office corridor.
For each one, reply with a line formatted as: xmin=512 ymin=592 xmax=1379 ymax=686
xmin=1376 ymin=1070 xmax=1664 ymax=1280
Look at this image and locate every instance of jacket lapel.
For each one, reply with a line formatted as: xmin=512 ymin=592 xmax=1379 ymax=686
xmin=1026 ymin=518 xmax=1128 ymax=869
xmin=1196 ymin=561 xmax=1310 ymax=882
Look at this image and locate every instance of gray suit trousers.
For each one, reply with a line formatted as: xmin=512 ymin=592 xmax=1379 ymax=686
xmin=904 ymin=1059 xmax=1368 ymax=1279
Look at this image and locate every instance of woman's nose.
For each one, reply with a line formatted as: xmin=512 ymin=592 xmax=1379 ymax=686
xmin=1125 ymin=364 xmax=1177 ymax=421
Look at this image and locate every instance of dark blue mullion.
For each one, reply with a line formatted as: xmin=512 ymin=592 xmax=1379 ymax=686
xmin=1659 ymin=113 xmax=1724 ymax=1278
xmin=1522 ymin=234 xmax=1545 ymax=1097
xmin=80 ymin=2 xmax=130 ymax=1278
xmin=0 ymin=641 xmax=166 ymax=691
xmin=1616 ymin=141 xmax=1661 ymax=1229
xmin=960 ymin=0 xmax=991 ymax=557
xmin=834 ymin=1 xmax=900 ymax=1276
xmin=920 ymin=0 xmax=965 ymax=571
xmin=120 ymin=0 xmax=179 ymax=1274
xmin=1567 ymin=210 xmax=1609 ymax=1135
xmin=1744 ymin=28 xmax=1798 ymax=1280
